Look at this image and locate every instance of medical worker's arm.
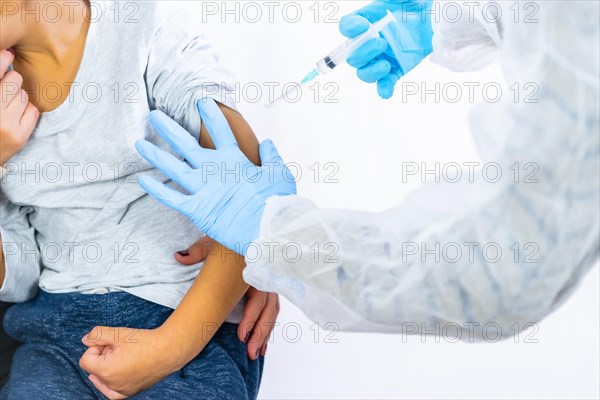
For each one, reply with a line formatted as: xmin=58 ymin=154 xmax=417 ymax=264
xmin=137 ymin=2 xmax=599 ymax=339
xmin=244 ymin=3 xmax=600 ymax=335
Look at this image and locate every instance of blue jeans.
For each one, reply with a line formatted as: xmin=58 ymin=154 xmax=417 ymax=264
xmin=0 ymin=290 xmax=263 ymax=399
xmin=0 ymin=302 xmax=20 ymax=388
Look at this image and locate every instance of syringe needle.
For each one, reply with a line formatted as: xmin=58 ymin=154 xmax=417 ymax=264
xmin=267 ymin=93 xmax=287 ymax=107
xmin=266 ymin=11 xmax=396 ymax=107
xmin=267 ymin=85 xmax=298 ymax=107
xmin=267 ymin=70 xmax=320 ymax=107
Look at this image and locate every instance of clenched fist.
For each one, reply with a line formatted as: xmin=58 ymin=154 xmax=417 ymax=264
xmin=0 ymin=48 xmax=40 ymax=165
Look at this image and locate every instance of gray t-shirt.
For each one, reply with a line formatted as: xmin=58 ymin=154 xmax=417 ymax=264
xmin=0 ymin=1 xmax=244 ymax=321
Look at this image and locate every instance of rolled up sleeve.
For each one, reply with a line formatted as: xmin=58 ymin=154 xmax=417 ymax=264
xmin=144 ymin=4 xmax=237 ymax=140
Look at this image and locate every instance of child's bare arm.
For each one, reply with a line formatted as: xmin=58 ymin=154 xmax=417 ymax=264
xmin=79 ymin=103 xmax=265 ymax=399
xmin=159 ymin=102 xmax=259 ymax=363
xmin=159 ymin=242 xmax=247 ymax=367
xmin=200 ymin=103 xmax=261 ymax=164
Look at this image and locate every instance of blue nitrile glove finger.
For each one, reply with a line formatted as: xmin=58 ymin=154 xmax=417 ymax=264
xmin=135 ymin=140 xmax=195 ymax=193
xmin=339 ymin=14 xmax=370 ymax=38
xmin=377 ymin=73 xmax=400 ymax=99
xmin=347 ymin=37 xmax=388 ymax=69
xmin=340 ymin=0 xmax=434 ymax=99
xmin=357 ymin=59 xmax=392 ymax=84
xmin=258 ymin=139 xmax=297 ymax=197
xmin=341 ymin=1 xmax=390 ymax=32
xmin=137 ymin=175 xmax=192 ymax=215
xmin=196 ymin=98 xmax=237 ymax=148
xmin=259 ymin=139 xmax=283 ymax=165
xmin=137 ymin=98 xmax=297 ymax=255
xmin=149 ymin=111 xmax=209 ymax=169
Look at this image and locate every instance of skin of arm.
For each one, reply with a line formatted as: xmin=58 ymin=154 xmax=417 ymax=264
xmin=158 ymin=102 xmax=260 ymax=358
xmin=79 ymin=103 xmax=260 ymax=399
xmin=160 ymin=241 xmax=247 ymax=364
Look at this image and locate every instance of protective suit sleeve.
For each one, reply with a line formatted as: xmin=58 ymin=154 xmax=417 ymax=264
xmin=243 ymin=1 xmax=600 ymax=337
xmin=0 ymin=191 xmax=40 ymax=303
xmin=430 ymin=1 xmax=503 ymax=72
xmin=143 ymin=2 xmax=237 ymax=140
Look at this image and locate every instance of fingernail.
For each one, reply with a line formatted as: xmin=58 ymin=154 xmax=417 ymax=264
xmin=177 ymin=250 xmax=190 ymax=257
xmin=255 ymin=349 xmax=260 ymax=359
xmin=244 ymin=332 xmax=250 ymax=343
xmin=7 ymin=48 xmax=15 ymax=56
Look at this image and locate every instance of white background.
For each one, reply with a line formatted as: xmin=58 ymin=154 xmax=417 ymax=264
xmin=183 ymin=1 xmax=599 ymax=398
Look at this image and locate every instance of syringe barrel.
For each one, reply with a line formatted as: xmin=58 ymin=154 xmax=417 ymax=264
xmin=315 ymin=31 xmax=378 ymax=75
xmin=315 ymin=11 xmax=396 ymax=75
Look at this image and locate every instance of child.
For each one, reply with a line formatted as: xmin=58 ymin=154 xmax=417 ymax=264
xmin=0 ymin=0 xmax=270 ymax=398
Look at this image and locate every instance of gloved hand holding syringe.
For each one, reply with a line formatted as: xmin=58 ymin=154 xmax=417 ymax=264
xmin=269 ymin=0 xmax=434 ymax=103
xmin=269 ymin=11 xmax=397 ymax=105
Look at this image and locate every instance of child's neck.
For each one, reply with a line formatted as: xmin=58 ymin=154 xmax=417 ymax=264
xmin=12 ymin=0 xmax=91 ymax=113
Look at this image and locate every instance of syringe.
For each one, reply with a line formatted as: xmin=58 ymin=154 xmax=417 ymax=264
xmin=269 ymin=10 xmax=397 ymax=105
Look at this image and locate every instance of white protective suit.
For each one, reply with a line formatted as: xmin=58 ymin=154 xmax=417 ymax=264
xmin=243 ymin=1 xmax=600 ymax=337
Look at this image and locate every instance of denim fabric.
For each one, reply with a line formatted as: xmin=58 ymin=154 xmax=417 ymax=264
xmin=0 ymin=290 xmax=263 ymax=399
xmin=0 ymin=302 xmax=20 ymax=388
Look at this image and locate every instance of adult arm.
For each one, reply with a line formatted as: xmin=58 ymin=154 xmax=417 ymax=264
xmin=244 ymin=2 xmax=600 ymax=336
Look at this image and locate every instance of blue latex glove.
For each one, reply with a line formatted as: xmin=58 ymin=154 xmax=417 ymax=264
xmin=340 ymin=0 xmax=434 ymax=99
xmin=135 ymin=98 xmax=297 ymax=255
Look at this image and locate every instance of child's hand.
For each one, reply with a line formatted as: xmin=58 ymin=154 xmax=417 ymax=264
xmin=176 ymin=236 xmax=280 ymax=360
xmin=0 ymin=48 xmax=40 ymax=165
xmin=79 ymin=326 xmax=184 ymax=399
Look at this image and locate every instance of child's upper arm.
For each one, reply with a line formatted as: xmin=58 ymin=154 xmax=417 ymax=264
xmin=200 ymin=103 xmax=261 ymax=166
